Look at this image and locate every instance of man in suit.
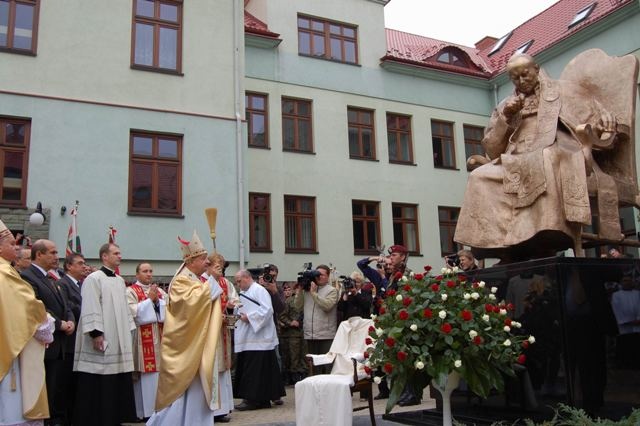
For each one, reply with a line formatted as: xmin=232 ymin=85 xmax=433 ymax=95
xmin=21 ymin=239 xmax=75 ymax=426
xmin=58 ymin=252 xmax=87 ymax=424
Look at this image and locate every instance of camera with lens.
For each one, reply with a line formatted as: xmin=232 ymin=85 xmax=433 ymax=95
xmin=445 ymin=254 xmax=460 ymax=268
xmin=222 ymin=261 xmax=230 ymax=276
xmin=297 ymin=262 xmax=321 ymax=291
xmin=340 ymin=275 xmax=356 ymax=291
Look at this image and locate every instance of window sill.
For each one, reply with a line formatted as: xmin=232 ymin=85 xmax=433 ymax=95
xmin=349 ymin=156 xmax=379 ymax=162
xmin=0 ymin=47 xmax=36 ymax=57
xmin=0 ymin=203 xmax=27 ymax=209
xmin=298 ymin=53 xmax=361 ymax=67
xmin=250 ymin=248 xmax=273 ymax=253
xmin=285 ymin=249 xmax=319 ymax=254
xmin=389 ymin=160 xmax=417 ymax=166
xmin=434 ymin=165 xmax=460 ymax=171
xmin=283 ymin=149 xmax=316 ymax=155
xmin=130 ymin=65 xmax=184 ymax=76
xmin=127 ymin=211 xmax=184 ymax=218
xmin=249 ymin=145 xmax=271 ymax=150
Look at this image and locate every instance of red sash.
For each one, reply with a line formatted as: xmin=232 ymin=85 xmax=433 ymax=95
xmin=218 ymin=277 xmax=232 ymax=370
xmin=131 ymin=284 xmax=163 ymax=373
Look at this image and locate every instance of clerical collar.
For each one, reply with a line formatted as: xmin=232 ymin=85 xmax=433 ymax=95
xmin=100 ymin=266 xmax=116 ymax=277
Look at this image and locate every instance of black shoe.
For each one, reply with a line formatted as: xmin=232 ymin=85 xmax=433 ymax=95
xmin=272 ymin=398 xmax=284 ymax=406
xmin=214 ymin=415 xmax=231 ymax=422
xmin=235 ymin=401 xmax=257 ymax=411
xmin=374 ymin=392 xmax=389 ymax=400
xmin=398 ymin=396 xmax=421 ymax=406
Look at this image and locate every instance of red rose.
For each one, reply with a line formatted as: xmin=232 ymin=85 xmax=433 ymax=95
xmin=473 ymin=336 xmax=483 ymax=345
xmin=424 ymin=265 xmax=432 ymax=272
xmin=364 ymin=366 xmax=372 ymax=375
xmin=394 ymin=271 xmax=403 ymax=280
xmin=368 ymin=325 xmax=375 ymax=333
xmin=435 ymin=275 xmax=443 ymax=280
xmin=379 ymin=306 xmax=386 ymax=315
xmin=504 ymin=318 xmax=512 ymax=326
xmin=363 ymin=351 xmax=369 ymax=359
xmin=517 ymin=354 xmax=526 ymax=364
xmin=414 ymin=273 xmax=424 ymax=281
xmin=461 ymin=310 xmax=473 ymax=321
xmin=458 ymin=274 xmax=467 ymax=282
xmin=386 ymin=289 xmax=397 ymax=297
xmin=402 ymin=297 xmax=412 ymax=307
xmin=472 ymin=282 xmax=479 ymax=289
xmin=493 ymin=306 xmax=501 ymax=313
xmin=485 ymin=304 xmax=493 ymax=313
xmin=446 ymin=280 xmax=455 ymax=288
xmin=441 ymin=323 xmax=452 ymax=334
xmin=383 ymin=362 xmax=393 ymax=374
xmin=397 ymin=351 xmax=408 ymax=362
xmin=431 ymin=284 xmax=440 ymax=292
xmin=365 ymin=337 xmax=373 ymax=345
xmin=507 ymin=303 xmax=515 ymax=311
xmin=403 ymin=285 xmax=412 ymax=292
xmin=398 ymin=310 xmax=409 ymax=321
xmin=423 ymin=308 xmax=433 ymax=318
xmin=385 ymin=337 xmax=395 ymax=348
xmin=522 ymin=341 xmax=529 ymax=349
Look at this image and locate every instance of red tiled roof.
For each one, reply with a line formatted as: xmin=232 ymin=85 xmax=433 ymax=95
xmin=479 ymin=0 xmax=635 ymax=73
xmin=384 ymin=29 xmax=492 ymax=78
xmin=244 ymin=11 xmax=280 ymax=39
xmin=383 ymin=0 xmax=635 ymax=78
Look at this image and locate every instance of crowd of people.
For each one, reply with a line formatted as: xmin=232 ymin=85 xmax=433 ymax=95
xmin=1 ymin=213 xmax=487 ymax=426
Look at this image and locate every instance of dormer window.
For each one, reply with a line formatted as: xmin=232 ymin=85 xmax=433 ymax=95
xmin=514 ymin=40 xmax=533 ymax=55
xmin=436 ymin=48 xmax=469 ymax=68
xmin=569 ymin=3 xmax=596 ymax=28
xmin=488 ymin=32 xmax=512 ymax=56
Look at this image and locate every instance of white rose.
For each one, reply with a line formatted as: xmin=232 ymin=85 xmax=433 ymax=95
xmin=452 ymin=266 xmax=460 ymax=273
xmin=478 ymin=281 xmax=486 ymax=288
xmin=438 ymin=310 xmax=447 ymax=319
xmin=454 ymin=360 xmax=462 ymax=368
xmin=482 ymin=314 xmax=490 ymax=322
xmin=375 ymin=328 xmax=384 ymax=337
xmin=446 ymin=268 xmax=453 ymax=274
xmin=463 ymin=293 xmax=471 ymax=300
xmin=401 ymin=276 xmax=408 ymax=282
xmin=512 ymin=321 xmax=522 ymax=328
xmin=415 ymin=361 xmax=425 ymax=370
xmin=370 ymin=314 xmax=377 ymax=320
xmin=410 ymin=324 xmax=418 ymax=331
xmin=499 ymin=309 xmax=507 ymax=316
xmin=373 ymin=376 xmax=382 ymax=384
xmin=503 ymin=339 xmax=511 ymax=347
xmin=410 ymin=271 xmax=415 ymax=278
xmin=528 ymin=335 xmax=536 ymax=344
xmin=491 ymin=287 xmax=498 ymax=294
xmin=471 ymin=292 xmax=480 ymax=300
xmin=503 ymin=326 xmax=511 ymax=332
xmin=469 ymin=330 xmax=478 ymax=338
xmin=441 ymin=267 xmax=448 ymax=274
xmin=396 ymin=294 xmax=403 ymax=302
xmin=441 ymin=294 xmax=448 ymax=301
xmin=488 ymin=294 xmax=496 ymax=300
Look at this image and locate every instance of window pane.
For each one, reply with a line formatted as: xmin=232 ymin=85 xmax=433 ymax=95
xmin=398 ymin=116 xmax=410 ymax=130
xmin=298 ymin=32 xmax=310 ymax=55
xmin=405 ymin=223 xmax=417 ymax=251
xmin=330 ymin=37 xmax=341 ymax=61
xmin=388 ymin=133 xmax=397 ymax=160
xmin=329 ymin=24 xmax=340 ymax=34
xmin=5 ymin=123 xmax=25 ymax=145
xmin=400 ymin=134 xmax=410 ymax=161
xmin=443 ymin=141 xmax=454 ymax=166
xmin=283 ymin=118 xmax=294 ymax=149
xmin=285 ymin=198 xmax=296 ymax=212
xmin=282 ymin=100 xmax=294 ymax=114
xmin=158 ymin=139 xmax=177 ymax=158
xmin=366 ymin=221 xmax=378 ymax=248
xmin=344 ymin=41 xmax=356 ymax=63
xmin=159 ymin=27 xmax=177 ymax=69
xmin=362 ymin=130 xmax=373 ymax=157
xmin=433 ymin=137 xmax=443 ymax=166
xmin=253 ymin=216 xmax=267 ymax=246
xmin=251 ymin=114 xmax=265 ymax=146
xmin=353 ymin=221 xmax=364 ymax=250
xmin=301 ymin=218 xmax=313 ymax=248
xmin=133 ymin=136 xmax=153 ymax=155
xmin=343 ymin=27 xmax=355 ymax=38
xmin=347 ymin=110 xmax=357 ymax=123
xmin=0 ymin=1 xmax=9 ymax=47
xmin=131 ymin=163 xmax=153 ymax=208
xmin=157 ymin=164 xmax=177 ymax=210
xmin=285 ymin=217 xmax=297 ymax=247
xmin=297 ymin=17 xmax=309 ymax=29
xmin=3 ymin=151 xmax=23 ymax=179
xmin=361 ymin=112 xmax=372 ymax=125
xmin=251 ymin=96 xmax=265 ymax=110
xmin=136 ymin=0 xmax=154 ymax=17
xmin=159 ymin=3 xmax=178 ymax=22
xmin=311 ymin=21 xmax=323 ymax=31
xmin=404 ymin=206 xmax=416 ymax=219
xmin=298 ymin=121 xmax=310 ymax=151
xmin=297 ymin=101 xmax=310 ymax=116
xmin=300 ymin=199 xmax=313 ymax=213
xmin=348 ymin=130 xmax=358 ymax=156
xmin=134 ymin=23 xmax=154 ymax=66
xmin=365 ymin=204 xmax=376 ymax=216
xmin=13 ymin=3 xmax=34 ymax=50
xmin=312 ymin=34 xmax=324 ymax=56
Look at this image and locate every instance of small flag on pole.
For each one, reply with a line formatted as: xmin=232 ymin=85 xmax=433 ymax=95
xmin=66 ymin=201 xmax=81 ymax=255
xmin=107 ymin=225 xmax=119 ymax=275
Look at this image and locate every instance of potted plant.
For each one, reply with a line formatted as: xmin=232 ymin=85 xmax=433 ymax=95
xmin=364 ymin=266 xmax=535 ymax=424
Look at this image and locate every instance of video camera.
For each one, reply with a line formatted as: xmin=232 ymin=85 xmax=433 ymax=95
xmin=445 ymin=254 xmax=460 ymax=268
xmin=297 ymin=262 xmax=321 ymax=291
xmin=247 ymin=263 xmax=277 ymax=283
xmin=340 ymin=275 xmax=356 ymax=291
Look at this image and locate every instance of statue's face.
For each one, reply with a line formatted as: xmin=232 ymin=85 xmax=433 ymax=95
xmin=507 ymin=58 xmax=539 ymax=95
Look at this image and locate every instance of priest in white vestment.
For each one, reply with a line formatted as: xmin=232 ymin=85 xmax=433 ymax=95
xmin=233 ymin=270 xmax=285 ymax=411
xmin=126 ymin=262 xmax=167 ymax=419
xmin=147 ymin=231 xmax=222 ymax=426
xmin=0 ymin=221 xmax=53 ymax=426
xmin=73 ymin=243 xmax=137 ymax=425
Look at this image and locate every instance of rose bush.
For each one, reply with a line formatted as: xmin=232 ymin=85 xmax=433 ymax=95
xmin=365 ymin=267 xmax=535 ymax=412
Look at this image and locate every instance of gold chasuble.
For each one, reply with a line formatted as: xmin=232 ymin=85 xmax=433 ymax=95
xmin=0 ymin=258 xmax=49 ymax=419
xmin=155 ymin=267 xmax=222 ymax=411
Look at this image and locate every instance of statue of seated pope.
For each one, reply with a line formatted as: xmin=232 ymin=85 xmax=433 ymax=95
xmin=454 ymin=53 xmax=623 ymax=262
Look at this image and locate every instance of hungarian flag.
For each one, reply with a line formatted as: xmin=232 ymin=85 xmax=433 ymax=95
xmin=66 ymin=206 xmax=82 ymax=255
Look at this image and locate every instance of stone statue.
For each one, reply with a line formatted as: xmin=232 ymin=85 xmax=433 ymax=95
xmin=455 ymin=50 xmax=639 ymax=262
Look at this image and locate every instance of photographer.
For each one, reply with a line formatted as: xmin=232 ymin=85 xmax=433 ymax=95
xmin=258 ymin=264 xmax=285 ymax=316
xmin=337 ymin=272 xmax=372 ymax=320
xmin=293 ymin=264 xmax=338 ymax=374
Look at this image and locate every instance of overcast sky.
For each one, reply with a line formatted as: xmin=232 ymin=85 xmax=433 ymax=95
xmin=384 ymin=0 xmax=559 ymax=47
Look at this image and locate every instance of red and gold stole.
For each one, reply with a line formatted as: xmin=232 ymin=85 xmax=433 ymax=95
xmin=131 ymin=284 xmax=163 ymax=373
